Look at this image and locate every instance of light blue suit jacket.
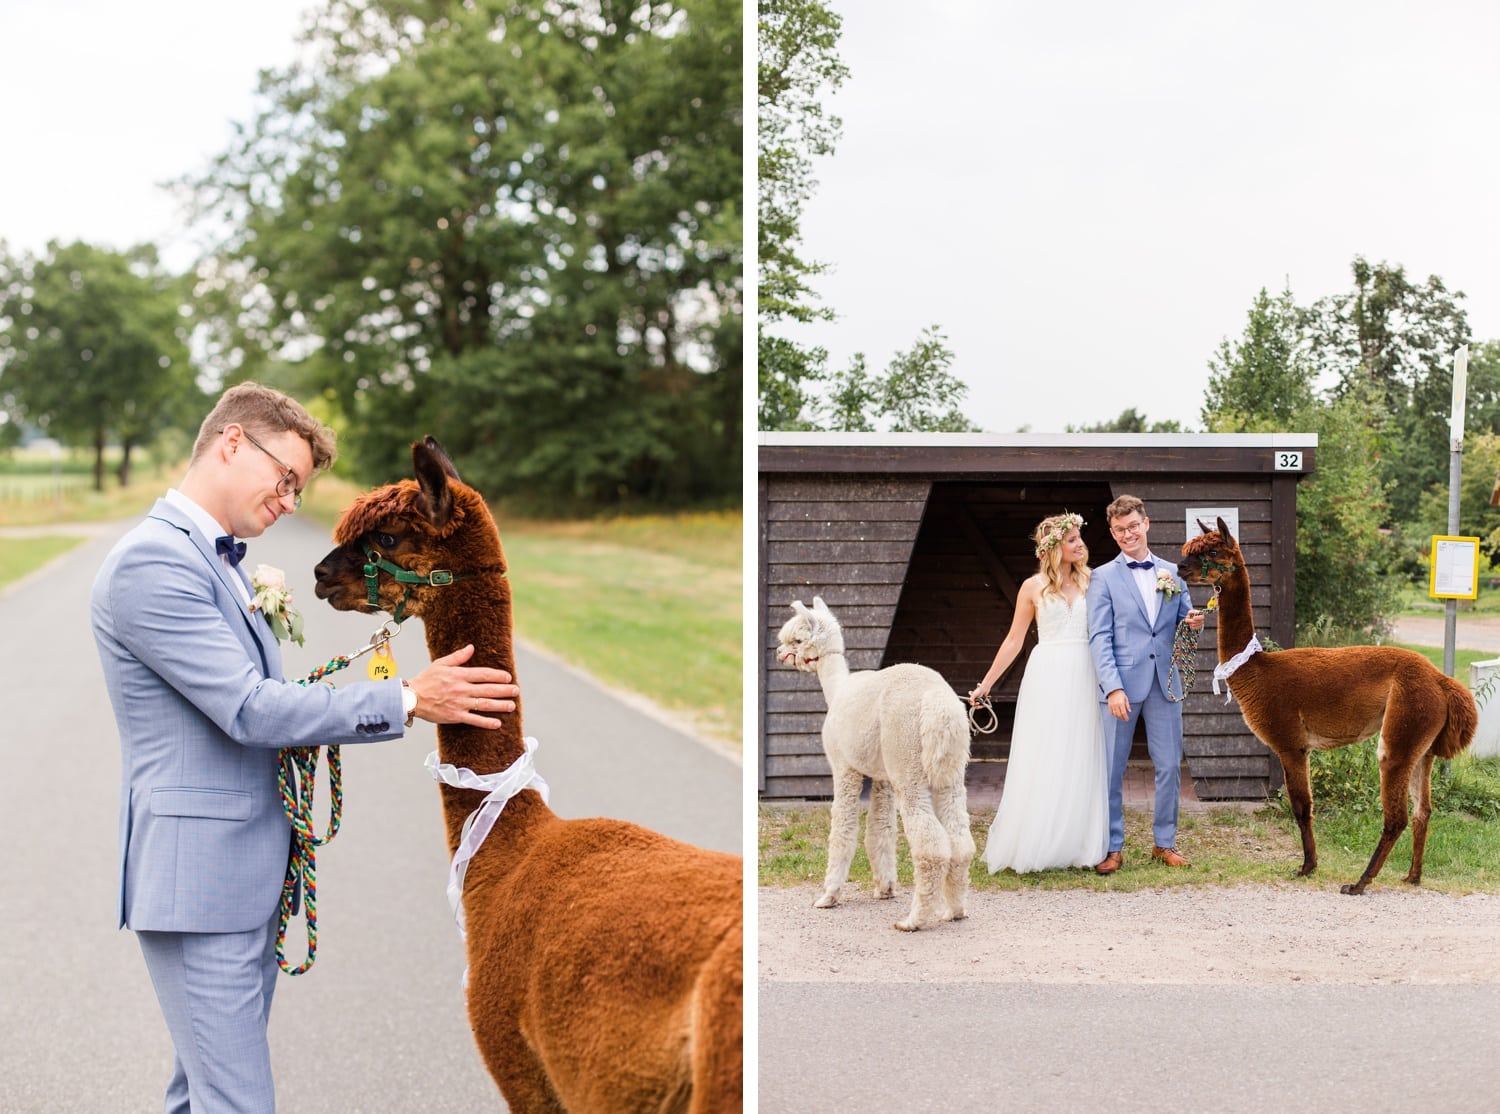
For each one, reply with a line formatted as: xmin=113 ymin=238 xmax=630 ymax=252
xmin=1087 ymin=551 xmax=1193 ymax=704
xmin=91 ymin=499 xmax=406 ymax=933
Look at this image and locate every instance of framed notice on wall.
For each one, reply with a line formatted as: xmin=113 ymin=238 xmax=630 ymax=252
xmin=1430 ymin=536 xmax=1481 ymax=600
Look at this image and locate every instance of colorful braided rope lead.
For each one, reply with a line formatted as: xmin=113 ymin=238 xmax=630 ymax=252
xmin=275 ymin=653 xmax=352 ymax=975
xmin=1168 ymin=620 xmax=1199 ymax=703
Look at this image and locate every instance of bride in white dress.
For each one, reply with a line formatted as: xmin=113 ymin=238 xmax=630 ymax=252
xmin=969 ymin=513 xmax=1108 ymax=873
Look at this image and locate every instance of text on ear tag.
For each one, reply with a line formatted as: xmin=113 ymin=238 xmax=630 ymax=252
xmin=367 ymin=642 xmax=398 ymax=681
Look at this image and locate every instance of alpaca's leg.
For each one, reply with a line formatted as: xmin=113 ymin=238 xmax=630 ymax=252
xmin=892 ymin=787 xmax=950 ymax=932
xmin=1278 ymin=750 xmax=1318 ymax=877
xmin=687 ymin=926 xmax=744 ymax=1114
xmin=865 ymin=779 xmax=897 ymax=899
xmin=933 ymin=780 xmax=974 ymax=922
xmin=1403 ymin=751 xmax=1438 ymax=885
xmin=817 ymin=767 xmax=866 ymax=908
xmin=1342 ymin=745 xmax=1418 ymax=896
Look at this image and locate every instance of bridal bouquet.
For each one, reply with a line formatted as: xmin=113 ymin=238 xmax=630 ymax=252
xmin=250 ymin=564 xmax=306 ymax=645
xmin=1155 ymin=569 xmax=1182 ymax=599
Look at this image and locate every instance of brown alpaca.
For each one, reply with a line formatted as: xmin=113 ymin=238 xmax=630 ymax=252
xmin=313 ymin=438 xmax=742 ymax=1112
xmin=1180 ymin=517 xmax=1477 ymax=895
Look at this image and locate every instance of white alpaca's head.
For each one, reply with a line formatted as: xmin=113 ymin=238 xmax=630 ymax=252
xmin=776 ymin=596 xmax=845 ymax=672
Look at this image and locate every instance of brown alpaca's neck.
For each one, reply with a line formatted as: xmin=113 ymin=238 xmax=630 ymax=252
xmin=422 ymin=573 xmax=552 ymax=857
xmin=1214 ymin=566 xmax=1258 ymax=661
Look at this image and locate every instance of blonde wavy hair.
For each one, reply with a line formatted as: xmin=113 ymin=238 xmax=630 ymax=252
xmin=1033 ymin=512 xmax=1090 ymax=599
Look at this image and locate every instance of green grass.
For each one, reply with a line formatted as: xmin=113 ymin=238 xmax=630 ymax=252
xmin=0 ymin=535 xmax=87 ymax=591
xmin=1391 ymin=642 xmax=1496 ymax=679
xmin=501 ymin=513 xmax=741 ymax=748
xmin=1397 ymin=581 xmax=1500 ymax=617
xmin=760 ymin=755 xmax=1500 ymax=895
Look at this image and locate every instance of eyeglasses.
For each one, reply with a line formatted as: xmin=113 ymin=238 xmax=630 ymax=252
xmin=230 ymin=428 xmax=304 ymax=509
xmin=1110 ymin=519 xmax=1146 ymax=538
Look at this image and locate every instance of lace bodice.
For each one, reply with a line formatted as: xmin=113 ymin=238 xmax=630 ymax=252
xmin=1035 ymin=594 xmax=1089 ymax=643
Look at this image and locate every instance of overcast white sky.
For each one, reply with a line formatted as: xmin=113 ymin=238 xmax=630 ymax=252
xmin=773 ymin=0 xmax=1500 ymax=433
xmin=0 ymin=0 xmax=314 ymax=271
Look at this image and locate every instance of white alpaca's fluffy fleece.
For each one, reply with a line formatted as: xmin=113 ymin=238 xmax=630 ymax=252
xmin=777 ymin=597 xmax=974 ymax=931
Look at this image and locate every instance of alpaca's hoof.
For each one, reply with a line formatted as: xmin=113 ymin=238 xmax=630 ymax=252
xmin=1339 ymin=882 xmax=1368 ymax=896
xmin=1296 ymin=863 xmax=1317 ymax=877
xmin=813 ymin=892 xmax=840 ymax=909
xmin=1403 ymin=873 xmax=1422 ymax=886
xmin=947 ymin=907 xmax=966 ymax=922
xmin=872 ymin=882 xmax=895 ymax=900
xmin=893 ymin=918 xmax=921 ymax=932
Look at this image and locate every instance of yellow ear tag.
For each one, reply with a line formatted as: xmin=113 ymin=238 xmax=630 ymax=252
xmin=367 ymin=643 xmax=398 ymax=681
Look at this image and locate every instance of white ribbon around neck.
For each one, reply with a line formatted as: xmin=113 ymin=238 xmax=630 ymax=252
xmin=425 ymin=737 xmax=549 ymax=939
xmin=1212 ymin=634 xmax=1263 ymax=703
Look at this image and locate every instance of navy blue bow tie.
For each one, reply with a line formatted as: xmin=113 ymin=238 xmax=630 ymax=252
xmin=1126 ymin=559 xmax=1153 ymax=570
xmin=215 ymin=535 xmax=247 ymax=567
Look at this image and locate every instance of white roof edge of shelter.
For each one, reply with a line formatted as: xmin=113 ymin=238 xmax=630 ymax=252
xmin=758 ymin=431 xmax=1319 ymax=449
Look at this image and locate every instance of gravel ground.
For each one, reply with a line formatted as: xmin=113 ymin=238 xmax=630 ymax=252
xmin=759 ymin=882 xmax=1500 ymax=986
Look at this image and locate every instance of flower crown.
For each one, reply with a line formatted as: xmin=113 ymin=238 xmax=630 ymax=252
xmin=1034 ymin=513 xmax=1085 ymax=559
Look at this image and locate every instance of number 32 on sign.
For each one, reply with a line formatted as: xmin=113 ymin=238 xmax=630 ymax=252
xmin=1274 ymin=451 xmax=1303 ymax=471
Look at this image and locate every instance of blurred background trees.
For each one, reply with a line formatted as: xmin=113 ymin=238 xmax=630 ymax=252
xmin=1 ymin=0 xmax=742 ymax=512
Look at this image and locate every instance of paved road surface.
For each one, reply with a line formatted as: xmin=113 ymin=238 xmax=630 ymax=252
xmin=0 ymin=514 xmax=741 ymax=1113
xmin=759 ymin=982 xmax=1500 ymax=1111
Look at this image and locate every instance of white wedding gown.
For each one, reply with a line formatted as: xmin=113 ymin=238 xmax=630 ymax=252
xmin=982 ymin=594 xmax=1109 ymax=873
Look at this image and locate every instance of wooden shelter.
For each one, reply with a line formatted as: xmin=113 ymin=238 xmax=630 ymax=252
xmin=758 ymin=433 xmax=1318 ymax=801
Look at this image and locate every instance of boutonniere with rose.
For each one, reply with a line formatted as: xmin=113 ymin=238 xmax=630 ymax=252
xmin=1155 ymin=569 xmax=1182 ymax=599
xmin=250 ymin=564 xmax=305 ymax=645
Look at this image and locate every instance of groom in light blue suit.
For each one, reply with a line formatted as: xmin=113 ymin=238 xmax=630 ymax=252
xmin=91 ymin=383 xmax=520 ymax=1113
xmin=1086 ymin=494 xmax=1204 ymax=875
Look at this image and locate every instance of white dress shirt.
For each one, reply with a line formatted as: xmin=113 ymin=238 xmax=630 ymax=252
xmin=1127 ymin=552 xmax=1160 ymax=626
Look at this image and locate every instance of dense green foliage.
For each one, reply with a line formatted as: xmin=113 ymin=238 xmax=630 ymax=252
xmin=0 ymin=243 xmax=197 ymax=490
xmin=195 ymin=0 xmax=741 ymax=507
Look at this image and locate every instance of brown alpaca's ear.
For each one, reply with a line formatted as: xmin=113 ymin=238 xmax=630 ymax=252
xmin=1197 ymin=518 xmax=1212 ymax=534
xmin=1216 ymin=516 xmax=1234 ymax=543
xmin=420 ymin=435 xmax=463 ymax=481
xmin=412 ymin=440 xmax=455 ymax=530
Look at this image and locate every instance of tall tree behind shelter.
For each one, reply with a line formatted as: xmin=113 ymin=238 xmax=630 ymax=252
xmin=1304 ymin=257 xmax=1471 ymax=524
xmin=191 ymin=0 xmax=741 ymax=508
xmin=0 ymin=241 xmax=194 ymax=490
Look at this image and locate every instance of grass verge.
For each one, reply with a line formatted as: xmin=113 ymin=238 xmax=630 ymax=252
xmin=759 ymin=764 xmax=1500 ymax=895
xmin=0 ymin=535 xmax=87 ymax=591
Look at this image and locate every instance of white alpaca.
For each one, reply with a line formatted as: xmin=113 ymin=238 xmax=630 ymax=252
xmin=776 ymin=597 xmax=975 ymax=931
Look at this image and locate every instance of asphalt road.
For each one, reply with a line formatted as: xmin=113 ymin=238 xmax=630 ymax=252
xmin=0 ymin=513 xmax=741 ymax=1113
xmin=759 ymin=981 xmax=1500 ymax=1111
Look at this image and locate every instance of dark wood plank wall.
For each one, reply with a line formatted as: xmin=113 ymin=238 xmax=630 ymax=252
xmin=757 ymin=439 xmax=1314 ymax=801
xmin=759 ymin=475 xmax=932 ymax=798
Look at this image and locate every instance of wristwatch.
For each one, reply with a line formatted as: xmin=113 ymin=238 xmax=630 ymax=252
xmin=400 ymin=680 xmax=418 ymax=727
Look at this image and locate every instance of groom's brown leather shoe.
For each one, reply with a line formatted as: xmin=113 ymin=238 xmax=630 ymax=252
xmin=1152 ymin=845 xmax=1190 ymax=867
xmin=1095 ymin=851 xmax=1122 ymax=875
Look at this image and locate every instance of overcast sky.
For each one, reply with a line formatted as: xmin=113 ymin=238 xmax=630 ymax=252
xmin=773 ymin=0 xmax=1500 ymax=433
xmin=0 ymin=0 xmax=314 ymax=271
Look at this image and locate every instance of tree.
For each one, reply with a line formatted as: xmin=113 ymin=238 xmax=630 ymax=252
xmin=1291 ymin=384 xmax=1401 ymax=642
xmin=0 ymin=241 xmax=194 ymax=490
xmin=1202 ymin=281 xmax=1398 ymax=640
xmin=194 ymin=0 xmax=741 ymax=507
xmin=1305 ymin=257 xmax=1471 ymax=523
xmin=757 ymin=0 xmax=847 ymax=429
xmin=1201 ymin=286 xmax=1314 ymax=430
xmin=1067 ymin=408 xmax=1184 ymax=434
xmin=819 ymin=326 xmax=979 ymax=433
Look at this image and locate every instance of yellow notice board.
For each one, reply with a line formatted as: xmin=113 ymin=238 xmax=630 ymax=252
xmin=1430 ymin=536 xmax=1481 ymax=600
